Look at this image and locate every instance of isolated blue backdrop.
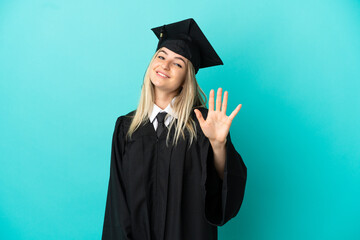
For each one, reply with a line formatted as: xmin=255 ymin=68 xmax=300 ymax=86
xmin=1 ymin=0 xmax=359 ymax=239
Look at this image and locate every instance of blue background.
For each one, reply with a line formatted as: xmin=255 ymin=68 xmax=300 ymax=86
xmin=1 ymin=0 xmax=359 ymax=239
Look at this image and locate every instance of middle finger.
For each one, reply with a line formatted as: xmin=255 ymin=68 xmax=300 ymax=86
xmin=216 ymin=88 xmax=222 ymax=111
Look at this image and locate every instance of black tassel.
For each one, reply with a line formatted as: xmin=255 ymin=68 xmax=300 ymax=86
xmin=157 ymin=24 xmax=166 ymax=50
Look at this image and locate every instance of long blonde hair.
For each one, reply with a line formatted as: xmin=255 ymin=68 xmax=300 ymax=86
xmin=126 ymin=48 xmax=207 ymax=147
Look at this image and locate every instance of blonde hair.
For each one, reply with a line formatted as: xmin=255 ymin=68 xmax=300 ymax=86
xmin=126 ymin=48 xmax=207 ymax=147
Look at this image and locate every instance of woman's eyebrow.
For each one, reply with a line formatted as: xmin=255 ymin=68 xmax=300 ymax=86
xmin=158 ymin=50 xmax=186 ymax=65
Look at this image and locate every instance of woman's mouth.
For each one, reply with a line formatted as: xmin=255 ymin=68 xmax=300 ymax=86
xmin=156 ymin=71 xmax=170 ymax=78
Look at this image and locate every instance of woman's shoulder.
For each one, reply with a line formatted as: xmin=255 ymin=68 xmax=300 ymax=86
xmin=114 ymin=109 xmax=136 ymax=128
xmin=122 ymin=109 xmax=137 ymax=120
xmin=114 ymin=107 xmax=209 ymax=131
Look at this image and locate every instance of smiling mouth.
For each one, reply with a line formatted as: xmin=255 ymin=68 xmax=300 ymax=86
xmin=156 ymin=71 xmax=170 ymax=78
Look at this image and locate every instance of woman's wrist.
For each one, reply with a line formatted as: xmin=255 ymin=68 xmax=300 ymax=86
xmin=209 ymin=138 xmax=227 ymax=150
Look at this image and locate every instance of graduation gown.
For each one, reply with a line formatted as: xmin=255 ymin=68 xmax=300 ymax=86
xmin=102 ymin=107 xmax=247 ymax=240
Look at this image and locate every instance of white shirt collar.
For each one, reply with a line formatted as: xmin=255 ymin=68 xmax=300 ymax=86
xmin=149 ymin=96 xmax=178 ymax=123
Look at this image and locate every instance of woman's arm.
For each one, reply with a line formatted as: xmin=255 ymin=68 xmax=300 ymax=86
xmin=194 ymin=88 xmax=241 ymax=181
xmin=195 ymin=88 xmax=246 ymax=226
xmin=209 ymin=139 xmax=226 ymax=180
xmin=102 ymin=117 xmax=132 ymax=240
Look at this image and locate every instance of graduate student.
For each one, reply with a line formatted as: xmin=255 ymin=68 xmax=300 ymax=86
xmin=101 ymin=18 xmax=247 ymax=240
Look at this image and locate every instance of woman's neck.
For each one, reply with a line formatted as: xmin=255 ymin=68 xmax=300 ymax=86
xmin=154 ymin=90 xmax=177 ymax=110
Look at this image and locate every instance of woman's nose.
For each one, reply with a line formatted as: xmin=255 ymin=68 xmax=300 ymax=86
xmin=161 ymin=61 xmax=170 ymax=69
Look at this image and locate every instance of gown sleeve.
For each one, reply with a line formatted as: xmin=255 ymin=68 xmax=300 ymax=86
xmin=199 ymin=111 xmax=247 ymax=227
xmin=102 ymin=116 xmax=132 ymax=240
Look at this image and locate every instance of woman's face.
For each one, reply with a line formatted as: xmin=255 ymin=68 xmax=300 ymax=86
xmin=150 ymin=47 xmax=188 ymax=95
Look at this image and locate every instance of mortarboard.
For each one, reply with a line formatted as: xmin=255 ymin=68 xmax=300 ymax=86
xmin=151 ymin=18 xmax=223 ymax=74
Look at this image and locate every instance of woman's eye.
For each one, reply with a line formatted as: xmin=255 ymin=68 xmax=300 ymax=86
xmin=157 ymin=55 xmax=182 ymax=68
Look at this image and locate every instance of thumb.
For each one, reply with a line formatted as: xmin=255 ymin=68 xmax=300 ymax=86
xmin=194 ymin=109 xmax=206 ymax=126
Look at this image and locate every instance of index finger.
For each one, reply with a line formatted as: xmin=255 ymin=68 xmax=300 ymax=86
xmin=209 ymin=89 xmax=215 ymax=111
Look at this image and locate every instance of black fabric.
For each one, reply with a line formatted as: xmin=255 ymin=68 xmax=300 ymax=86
xmin=151 ymin=18 xmax=224 ymax=74
xmin=156 ymin=112 xmax=167 ymax=138
xmin=101 ymin=107 xmax=247 ymax=240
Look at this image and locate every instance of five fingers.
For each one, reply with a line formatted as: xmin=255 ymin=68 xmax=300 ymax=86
xmin=195 ymin=87 xmax=242 ymax=123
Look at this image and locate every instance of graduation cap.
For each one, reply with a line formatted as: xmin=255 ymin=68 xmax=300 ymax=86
xmin=151 ymin=18 xmax=223 ymax=74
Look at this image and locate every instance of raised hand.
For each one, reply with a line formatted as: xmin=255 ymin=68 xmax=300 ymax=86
xmin=194 ymin=88 xmax=242 ymax=146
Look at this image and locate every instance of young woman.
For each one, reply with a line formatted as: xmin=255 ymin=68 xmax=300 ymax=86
xmin=102 ymin=18 xmax=247 ymax=240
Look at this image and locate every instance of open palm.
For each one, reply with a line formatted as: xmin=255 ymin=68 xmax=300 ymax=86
xmin=194 ymin=88 xmax=242 ymax=144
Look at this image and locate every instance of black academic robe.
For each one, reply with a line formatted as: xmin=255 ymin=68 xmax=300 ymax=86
xmin=102 ymin=107 xmax=247 ymax=240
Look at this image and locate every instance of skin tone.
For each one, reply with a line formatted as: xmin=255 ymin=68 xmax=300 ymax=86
xmin=149 ymin=47 xmax=188 ymax=109
xmin=194 ymin=89 xmax=242 ymax=180
xmin=150 ymin=47 xmax=242 ymax=180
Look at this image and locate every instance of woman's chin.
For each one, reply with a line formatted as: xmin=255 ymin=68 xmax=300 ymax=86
xmin=150 ymin=79 xmax=163 ymax=88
